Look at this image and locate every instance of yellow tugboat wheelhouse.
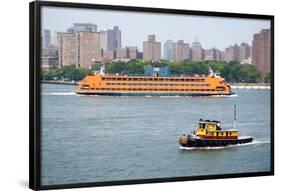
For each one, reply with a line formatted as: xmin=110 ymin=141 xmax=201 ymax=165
xmin=179 ymin=119 xmax=253 ymax=147
xmin=76 ymin=67 xmax=234 ymax=96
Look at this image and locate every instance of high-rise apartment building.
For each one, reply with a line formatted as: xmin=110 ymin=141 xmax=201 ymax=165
xmin=252 ymin=29 xmax=271 ymax=73
xmin=99 ymin=30 xmax=107 ymax=51
xmin=163 ymin=40 xmax=174 ymax=61
xmin=115 ymin=48 xmax=127 ymax=59
xmin=143 ymin=34 xmax=161 ymax=61
xmin=58 ymin=31 xmax=77 ymax=67
xmin=126 ymin=46 xmax=138 ymax=59
xmin=204 ymin=48 xmax=215 ymax=61
xmin=222 ymin=44 xmax=240 ymax=62
xmin=107 ymin=26 xmax=121 ymax=51
xmin=43 ymin=29 xmax=51 ymax=48
xmin=191 ymin=40 xmax=203 ymax=61
xmin=239 ymin=42 xmax=251 ymax=62
xmin=71 ymin=23 xmax=97 ymax=32
xmin=41 ymin=46 xmax=59 ymax=69
xmin=173 ymin=40 xmax=190 ymax=61
xmin=78 ymin=31 xmax=101 ymax=68
xmin=102 ymin=50 xmax=114 ymax=63
xmin=204 ymin=47 xmax=221 ymax=61
xmin=50 ymin=31 xmax=59 ymax=47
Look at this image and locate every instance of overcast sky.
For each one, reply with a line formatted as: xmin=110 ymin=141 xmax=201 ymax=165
xmin=42 ymin=6 xmax=270 ymax=51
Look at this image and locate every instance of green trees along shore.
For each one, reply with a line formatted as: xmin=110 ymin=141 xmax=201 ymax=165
xmin=41 ymin=59 xmax=270 ymax=83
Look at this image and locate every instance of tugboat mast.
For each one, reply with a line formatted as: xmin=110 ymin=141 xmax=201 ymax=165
xmin=234 ymin=104 xmax=237 ymax=129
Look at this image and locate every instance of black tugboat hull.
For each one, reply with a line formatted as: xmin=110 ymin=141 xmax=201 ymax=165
xmin=180 ymin=137 xmax=253 ymax=147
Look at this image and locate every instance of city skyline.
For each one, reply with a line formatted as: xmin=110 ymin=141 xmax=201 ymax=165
xmin=42 ymin=7 xmax=270 ymax=51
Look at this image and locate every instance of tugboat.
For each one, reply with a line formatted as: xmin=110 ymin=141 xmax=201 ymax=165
xmin=179 ymin=105 xmax=253 ymax=147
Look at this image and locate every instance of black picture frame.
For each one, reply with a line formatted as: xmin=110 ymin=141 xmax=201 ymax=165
xmin=29 ymin=1 xmax=274 ymax=190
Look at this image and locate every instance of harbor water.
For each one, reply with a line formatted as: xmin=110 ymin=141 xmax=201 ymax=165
xmin=41 ymin=84 xmax=271 ymax=185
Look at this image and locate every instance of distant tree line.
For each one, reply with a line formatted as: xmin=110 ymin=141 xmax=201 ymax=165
xmin=41 ymin=65 xmax=91 ymax=81
xmin=41 ymin=60 xmax=269 ymax=83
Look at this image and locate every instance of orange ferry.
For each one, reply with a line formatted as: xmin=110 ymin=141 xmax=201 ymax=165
xmin=76 ymin=67 xmax=233 ymax=96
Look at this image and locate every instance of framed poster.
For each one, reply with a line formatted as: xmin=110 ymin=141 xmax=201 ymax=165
xmin=30 ymin=1 xmax=274 ymax=190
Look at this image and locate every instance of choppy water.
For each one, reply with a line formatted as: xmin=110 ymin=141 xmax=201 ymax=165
xmin=41 ymin=84 xmax=271 ymax=186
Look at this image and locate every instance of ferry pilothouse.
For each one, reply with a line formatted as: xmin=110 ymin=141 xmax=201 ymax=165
xmin=76 ymin=66 xmax=234 ymax=96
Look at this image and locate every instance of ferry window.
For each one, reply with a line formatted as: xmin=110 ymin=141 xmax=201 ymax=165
xmin=229 ymin=132 xmax=232 ymax=136
xmin=138 ymin=78 xmax=142 ymax=81
xmin=96 ymin=88 xmax=100 ymax=90
xmin=128 ymin=78 xmax=132 ymax=81
xmin=101 ymin=77 xmax=105 ymax=80
xmin=159 ymin=78 xmax=164 ymax=81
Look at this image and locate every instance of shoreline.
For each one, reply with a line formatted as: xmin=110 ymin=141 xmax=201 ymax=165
xmin=41 ymin=80 xmax=271 ymax=89
xmin=41 ymin=80 xmax=78 ymax=85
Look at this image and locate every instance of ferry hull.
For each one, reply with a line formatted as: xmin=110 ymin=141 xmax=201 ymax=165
xmin=76 ymin=92 xmax=235 ymax=97
xmin=180 ymin=137 xmax=253 ymax=147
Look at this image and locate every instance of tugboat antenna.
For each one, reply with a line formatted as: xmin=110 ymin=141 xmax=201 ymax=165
xmin=234 ymin=104 xmax=237 ymax=129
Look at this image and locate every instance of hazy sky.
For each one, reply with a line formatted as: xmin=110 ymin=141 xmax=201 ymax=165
xmin=42 ymin=6 xmax=270 ymax=51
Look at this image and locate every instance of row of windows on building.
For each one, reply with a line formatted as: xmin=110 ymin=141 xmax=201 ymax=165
xmin=84 ymin=87 xmax=217 ymax=91
xmin=100 ymin=77 xmax=205 ymax=82
xmin=105 ymin=83 xmax=210 ymax=87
